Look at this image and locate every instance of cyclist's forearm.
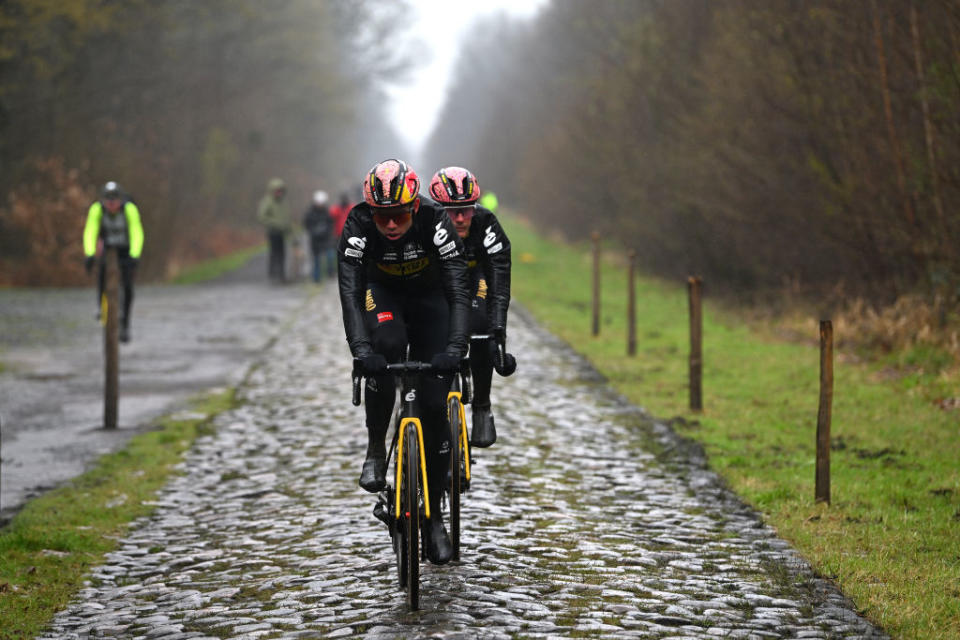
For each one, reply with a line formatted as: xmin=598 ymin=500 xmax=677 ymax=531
xmin=445 ymin=300 xmax=470 ymax=357
xmin=486 ymin=252 xmax=512 ymax=331
xmin=337 ymin=262 xmax=373 ymax=357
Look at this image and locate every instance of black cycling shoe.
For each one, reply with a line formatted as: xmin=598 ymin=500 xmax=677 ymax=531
xmin=423 ymin=515 xmax=453 ymax=565
xmin=471 ymin=407 xmax=497 ymax=448
xmin=119 ymin=325 xmax=131 ymax=343
xmin=359 ymin=456 xmax=386 ymax=492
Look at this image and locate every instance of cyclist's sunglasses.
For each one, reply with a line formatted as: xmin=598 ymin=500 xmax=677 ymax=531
xmin=373 ymin=206 xmax=413 ymax=226
xmin=447 ymin=205 xmax=475 ymax=219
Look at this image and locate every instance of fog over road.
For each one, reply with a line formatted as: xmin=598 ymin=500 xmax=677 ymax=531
xmin=10 ymin=272 xmax=885 ymax=638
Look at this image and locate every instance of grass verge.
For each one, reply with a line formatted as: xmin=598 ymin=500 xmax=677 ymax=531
xmin=503 ymin=214 xmax=959 ymax=640
xmin=169 ymin=244 xmax=264 ymax=284
xmin=0 ymin=389 xmax=236 ymax=639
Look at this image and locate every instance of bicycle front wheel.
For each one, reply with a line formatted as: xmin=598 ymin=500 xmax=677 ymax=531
xmin=402 ymin=426 xmax=420 ymax=610
xmin=447 ymin=396 xmax=463 ymax=560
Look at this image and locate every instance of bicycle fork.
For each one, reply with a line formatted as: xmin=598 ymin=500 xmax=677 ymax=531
xmin=447 ymin=390 xmax=471 ymax=483
xmin=395 ymin=416 xmax=431 ymax=520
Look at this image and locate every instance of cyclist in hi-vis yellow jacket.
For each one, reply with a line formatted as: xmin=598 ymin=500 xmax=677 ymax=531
xmin=83 ymin=181 xmax=144 ymax=343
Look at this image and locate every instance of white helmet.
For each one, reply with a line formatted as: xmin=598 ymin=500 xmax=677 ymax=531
xmin=312 ymin=190 xmax=329 ymax=206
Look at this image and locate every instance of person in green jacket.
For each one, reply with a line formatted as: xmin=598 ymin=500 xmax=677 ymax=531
xmin=83 ymin=181 xmax=144 ymax=343
xmin=478 ymin=190 xmax=499 ymax=214
xmin=257 ymin=177 xmax=293 ymax=282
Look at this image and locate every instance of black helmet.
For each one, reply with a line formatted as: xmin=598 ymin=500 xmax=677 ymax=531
xmin=101 ymin=181 xmax=122 ymax=199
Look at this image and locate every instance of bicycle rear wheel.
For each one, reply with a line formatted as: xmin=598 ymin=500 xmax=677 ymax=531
xmin=402 ymin=426 xmax=420 ymax=610
xmin=447 ymin=396 xmax=463 ymax=560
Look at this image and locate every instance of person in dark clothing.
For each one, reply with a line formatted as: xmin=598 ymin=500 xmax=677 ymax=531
xmin=338 ymin=158 xmax=470 ymax=566
xmin=428 ymin=167 xmax=513 ymax=448
xmin=303 ymin=190 xmax=335 ymax=282
xmin=83 ymin=181 xmax=145 ymax=343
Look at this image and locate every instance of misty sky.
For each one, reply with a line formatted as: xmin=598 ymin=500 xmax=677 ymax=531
xmin=385 ymin=0 xmax=548 ymax=159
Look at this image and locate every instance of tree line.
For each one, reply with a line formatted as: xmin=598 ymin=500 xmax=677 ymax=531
xmin=0 ymin=0 xmax=409 ymax=285
xmin=423 ymin=0 xmax=960 ymax=306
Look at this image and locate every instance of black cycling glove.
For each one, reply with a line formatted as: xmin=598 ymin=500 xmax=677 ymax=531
xmin=359 ymin=353 xmax=388 ymax=375
xmin=494 ymin=352 xmax=517 ymax=377
xmin=430 ymin=352 xmax=460 ymax=373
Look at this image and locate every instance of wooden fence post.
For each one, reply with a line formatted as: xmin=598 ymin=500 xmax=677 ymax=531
xmin=103 ymin=248 xmax=119 ymax=430
xmin=816 ymin=319 xmax=833 ymax=504
xmin=591 ymin=231 xmax=600 ymax=336
xmin=627 ymin=250 xmax=636 ymax=356
xmin=688 ymin=276 xmax=703 ymax=412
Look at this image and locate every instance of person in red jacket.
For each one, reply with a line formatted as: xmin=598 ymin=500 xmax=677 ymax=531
xmin=330 ymin=192 xmax=352 ymax=240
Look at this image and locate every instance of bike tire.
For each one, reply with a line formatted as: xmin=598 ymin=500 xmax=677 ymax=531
xmin=403 ymin=426 xmax=420 ymax=610
xmin=448 ymin=396 xmax=463 ymax=561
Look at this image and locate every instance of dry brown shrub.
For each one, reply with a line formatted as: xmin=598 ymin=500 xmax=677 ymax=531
xmin=836 ymin=296 xmax=959 ymax=364
xmin=0 ymin=157 xmax=93 ymax=287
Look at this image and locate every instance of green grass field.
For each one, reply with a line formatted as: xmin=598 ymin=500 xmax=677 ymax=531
xmin=169 ymin=244 xmax=264 ymax=284
xmin=504 ymin=214 xmax=959 ymax=640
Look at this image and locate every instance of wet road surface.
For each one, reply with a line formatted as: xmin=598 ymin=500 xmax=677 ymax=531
xmin=0 ymin=254 xmax=309 ymax=523
xmin=36 ymin=283 xmax=885 ymax=639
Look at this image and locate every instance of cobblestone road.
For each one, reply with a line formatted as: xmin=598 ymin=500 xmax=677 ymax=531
xmin=42 ymin=285 xmax=885 ymax=639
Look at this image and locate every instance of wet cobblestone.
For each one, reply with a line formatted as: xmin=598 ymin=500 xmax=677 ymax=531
xmin=42 ymin=285 xmax=886 ymax=638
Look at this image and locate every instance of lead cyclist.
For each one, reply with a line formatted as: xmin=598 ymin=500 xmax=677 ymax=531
xmin=337 ymin=159 xmax=470 ymax=565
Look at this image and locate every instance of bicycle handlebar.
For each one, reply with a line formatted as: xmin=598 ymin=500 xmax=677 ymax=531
xmin=350 ymin=334 xmax=518 ymax=407
xmin=351 ymin=359 xmax=438 ymax=406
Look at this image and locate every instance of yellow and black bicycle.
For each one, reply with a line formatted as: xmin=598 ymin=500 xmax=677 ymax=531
xmin=353 ymin=359 xmax=441 ymax=610
xmin=446 ymin=332 xmax=517 ymax=560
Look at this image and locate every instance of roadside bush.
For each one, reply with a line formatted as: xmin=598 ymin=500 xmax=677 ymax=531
xmin=0 ymin=157 xmax=91 ymax=287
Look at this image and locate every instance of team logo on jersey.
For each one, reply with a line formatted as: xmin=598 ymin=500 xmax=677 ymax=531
xmin=433 ymin=222 xmax=449 ymax=246
xmin=439 ymin=240 xmax=456 ymax=255
xmin=377 ymin=311 xmax=393 ymax=323
xmin=405 ymin=390 xmax=416 ymax=402
xmin=488 ymin=242 xmax=503 ymax=254
xmin=483 ymin=226 xmax=497 ymax=248
xmin=348 ymin=236 xmax=366 ymax=250
xmin=345 ymin=248 xmax=363 ymax=258
xmin=365 ymin=289 xmax=376 ymax=311
xmin=376 ymin=258 xmax=430 ymax=277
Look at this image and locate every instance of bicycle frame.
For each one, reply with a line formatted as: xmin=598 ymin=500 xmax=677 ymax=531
xmin=389 ymin=364 xmax=433 ymax=521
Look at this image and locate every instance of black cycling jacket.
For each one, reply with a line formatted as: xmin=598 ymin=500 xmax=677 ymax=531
xmin=463 ymin=206 xmax=511 ymax=333
xmin=337 ymin=198 xmax=471 ymax=359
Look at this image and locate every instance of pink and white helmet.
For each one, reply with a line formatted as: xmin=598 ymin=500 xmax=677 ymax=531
xmin=428 ymin=167 xmax=480 ymax=206
xmin=363 ymin=159 xmax=420 ymax=208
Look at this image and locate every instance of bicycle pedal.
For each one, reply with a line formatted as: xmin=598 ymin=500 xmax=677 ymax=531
xmin=373 ymin=493 xmax=393 ymax=529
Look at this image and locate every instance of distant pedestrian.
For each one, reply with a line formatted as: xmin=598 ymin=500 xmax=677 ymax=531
xmin=302 ymin=190 xmax=335 ymax=282
xmin=257 ymin=178 xmax=292 ymax=283
xmin=83 ymin=181 xmax=144 ymax=343
xmin=478 ymin=190 xmax=499 ymax=214
xmin=329 ymin=191 xmax=352 ymax=240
